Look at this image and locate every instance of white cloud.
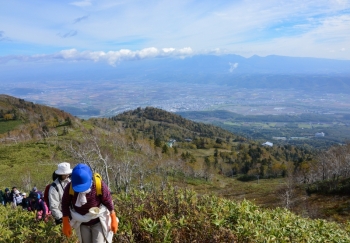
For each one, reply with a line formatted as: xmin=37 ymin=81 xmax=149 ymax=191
xmin=0 ymin=47 xmax=194 ymax=66
xmin=162 ymin=48 xmax=176 ymax=53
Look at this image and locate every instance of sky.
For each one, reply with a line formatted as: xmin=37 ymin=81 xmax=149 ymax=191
xmin=1 ymin=0 xmax=350 ymax=67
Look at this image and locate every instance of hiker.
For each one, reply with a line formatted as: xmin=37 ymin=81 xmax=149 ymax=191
xmin=10 ymin=187 xmax=19 ymax=207
xmin=49 ymin=162 xmax=72 ymax=225
xmin=4 ymin=188 xmax=11 ymax=205
xmin=30 ymin=192 xmax=50 ymax=221
xmin=29 ymin=186 xmax=43 ymax=199
xmin=10 ymin=187 xmax=16 ymax=201
xmin=61 ymin=163 xmax=118 ymax=243
xmin=14 ymin=189 xmax=23 ymax=207
xmin=21 ymin=192 xmax=30 ymax=210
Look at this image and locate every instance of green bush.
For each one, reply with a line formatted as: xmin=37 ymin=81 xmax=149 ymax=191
xmin=1 ymin=187 xmax=350 ymax=242
xmin=114 ymin=187 xmax=350 ymax=243
xmin=237 ymin=174 xmax=258 ymax=182
xmin=0 ymin=206 xmax=77 ymax=243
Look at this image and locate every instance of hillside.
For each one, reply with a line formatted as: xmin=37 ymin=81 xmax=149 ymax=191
xmin=1 ymin=95 xmax=350 ymax=236
xmin=0 ymin=94 xmax=77 ymax=141
xmin=111 ymin=107 xmax=242 ymax=141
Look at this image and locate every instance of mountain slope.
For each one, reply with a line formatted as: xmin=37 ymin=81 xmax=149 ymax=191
xmin=111 ymin=107 xmax=242 ymax=141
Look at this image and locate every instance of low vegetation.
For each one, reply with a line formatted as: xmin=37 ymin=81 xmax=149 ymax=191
xmin=2 ymin=187 xmax=350 ymax=242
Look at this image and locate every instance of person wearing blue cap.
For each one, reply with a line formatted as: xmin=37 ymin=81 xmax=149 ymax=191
xmin=61 ymin=163 xmax=118 ymax=243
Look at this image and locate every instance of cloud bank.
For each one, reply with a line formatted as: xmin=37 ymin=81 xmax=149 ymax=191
xmin=0 ymin=47 xmax=194 ymax=66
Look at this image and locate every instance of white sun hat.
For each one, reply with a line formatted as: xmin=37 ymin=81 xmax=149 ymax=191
xmin=55 ymin=162 xmax=73 ymax=175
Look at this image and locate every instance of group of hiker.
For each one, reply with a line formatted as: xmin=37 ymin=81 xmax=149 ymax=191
xmin=0 ymin=162 xmax=118 ymax=243
xmin=0 ymin=186 xmax=31 ymax=209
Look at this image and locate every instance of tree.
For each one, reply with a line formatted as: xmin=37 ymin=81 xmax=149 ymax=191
xmin=154 ymin=137 xmax=162 ymax=147
xmin=162 ymin=144 xmax=169 ymax=154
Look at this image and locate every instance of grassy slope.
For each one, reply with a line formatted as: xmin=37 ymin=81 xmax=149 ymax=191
xmin=0 ymin=120 xmax=23 ymax=134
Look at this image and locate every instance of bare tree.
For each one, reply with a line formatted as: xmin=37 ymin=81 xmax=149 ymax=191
xmin=279 ymin=162 xmax=296 ymax=209
xmin=111 ymin=154 xmax=140 ymax=193
xmin=21 ymin=172 xmax=32 ymax=192
xmin=66 ymin=135 xmax=111 ymax=188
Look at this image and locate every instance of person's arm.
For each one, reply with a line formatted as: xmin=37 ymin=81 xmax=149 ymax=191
xmin=41 ymin=200 xmax=46 ymax=220
xmin=61 ymin=183 xmax=72 ymax=218
xmin=61 ymin=184 xmax=72 ymax=237
xmin=48 ymin=185 xmax=62 ymax=220
xmin=100 ymin=182 xmax=114 ymax=211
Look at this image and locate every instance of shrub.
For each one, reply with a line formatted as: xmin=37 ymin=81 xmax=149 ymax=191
xmin=114 ymin=186 xmax=350 ymax=242
xmin=0 ymin=206 xmax=77 ymax=243
xmin=1 ymin=187 xmax=350 ymax=242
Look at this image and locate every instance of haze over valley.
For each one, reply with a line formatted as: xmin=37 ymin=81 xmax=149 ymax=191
xmin=2 ymin=54 xmax=350 ymax=118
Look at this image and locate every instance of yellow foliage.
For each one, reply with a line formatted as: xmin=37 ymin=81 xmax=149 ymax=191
xmin=4 ymin=113 xmax=14 ymax=120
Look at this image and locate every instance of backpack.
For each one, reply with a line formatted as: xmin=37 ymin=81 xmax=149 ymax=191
xmin=69 ymin=173 xmax=102 ymax=196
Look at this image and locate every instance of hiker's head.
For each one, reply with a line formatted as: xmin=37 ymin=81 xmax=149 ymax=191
xmin=55 ymin=162 xmax=72 ymax=181
xmin=22 ymin=192 xmax=27 ymax=197
xmin=32 ymin=187 xmax=37 ymax=192
xmin=71 ymin=163 xmax=92 ymax=193
xmin=30 ymin=192 xmax=40 ymax=201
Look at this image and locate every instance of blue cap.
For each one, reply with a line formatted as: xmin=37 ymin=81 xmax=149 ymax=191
xmin=71 ymin=163 xmax=92 ymax=192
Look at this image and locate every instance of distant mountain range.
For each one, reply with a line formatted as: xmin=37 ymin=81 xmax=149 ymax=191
xmin=2 ymin=54 xmax=350 ymax=92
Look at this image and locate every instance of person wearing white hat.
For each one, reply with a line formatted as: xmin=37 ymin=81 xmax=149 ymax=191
xmin=48 ymin=162 xmax=72 ymax=224
xmin=21 ymin=192 xmax=30 ymax=210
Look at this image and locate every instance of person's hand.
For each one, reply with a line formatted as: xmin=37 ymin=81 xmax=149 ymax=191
xmin=110 ymin=211 xmax=118 ymax=233
xmin=62 ymin=216 xmax=72 ymax=237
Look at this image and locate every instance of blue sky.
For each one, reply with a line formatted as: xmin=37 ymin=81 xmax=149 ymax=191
xmin=1 ymin=0 xmax=350 ymax=66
